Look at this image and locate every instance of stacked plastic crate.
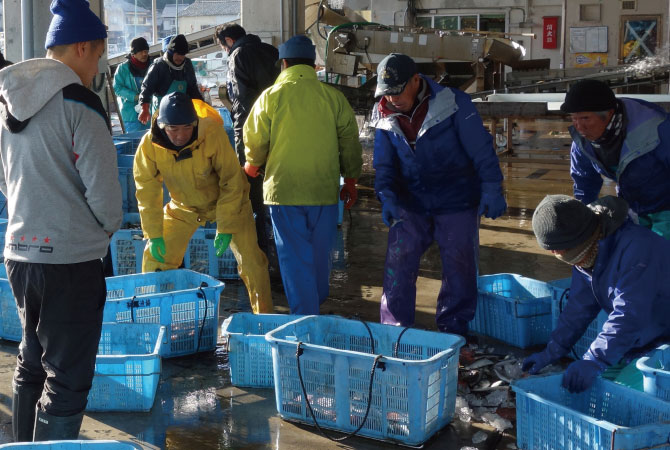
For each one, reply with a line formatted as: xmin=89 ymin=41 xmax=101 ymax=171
xmin=110 ymin=108 xmax=239 ymax=279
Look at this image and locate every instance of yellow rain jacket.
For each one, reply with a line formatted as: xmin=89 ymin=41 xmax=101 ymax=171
xmin=243 ymin=64 xmax=363 ymax=205
xmin=134 ymin=102 xmax=251 ymax=238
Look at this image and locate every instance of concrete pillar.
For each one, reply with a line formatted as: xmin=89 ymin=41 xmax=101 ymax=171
xmin=241 ymin=0 xmax=305 ymax=46
xmin=3 ymin=0 xmax=22 ymax=61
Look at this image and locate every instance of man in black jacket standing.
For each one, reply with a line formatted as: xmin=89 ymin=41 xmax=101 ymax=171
xmin=215 ymin=24 xmax=279 ymax=263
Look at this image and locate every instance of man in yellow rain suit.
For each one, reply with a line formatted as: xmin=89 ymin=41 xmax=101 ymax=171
xmin=133 ymin=91 xmax=272 ymax=313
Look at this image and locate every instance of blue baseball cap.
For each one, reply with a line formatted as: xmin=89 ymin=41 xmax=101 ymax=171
xmin=278 ymin=35 xmax=316 ymax=61
xmin=375 ymin=53 xmax=417 ymax=97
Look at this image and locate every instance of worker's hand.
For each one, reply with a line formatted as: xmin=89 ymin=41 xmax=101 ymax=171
xmin=244 ymin=162 xmax=261 ymax=178
xmin=214 ymin=233 xmax=232 ymax=257
xmin=339 ymin=178 xmax=358 ymax=209
xmin=561 ymin=359 xmax=606 ymax=393
xmin=138 ymin=103 xmax=151 ymax=125
xmin=478 ymin=183 xmax=507 ymax=219
xmin=148 ymin=237 xmax=166 ymax=263
xmin=381 ymin=199 xmax=399 ymax=227
xmin=522 ymin=349 xmax=556 ymax=375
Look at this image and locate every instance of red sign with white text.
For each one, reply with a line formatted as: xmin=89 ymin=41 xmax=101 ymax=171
xmin=543 ymin=16 xmax=559 ymax=49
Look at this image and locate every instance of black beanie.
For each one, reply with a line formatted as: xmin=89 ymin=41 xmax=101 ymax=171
xmin=131 ymin=37 xmax=149 ymax=54
xmin=532 ymin=195 xmax=600 ymax=250
xmin=167 ymin=34 xmax=189 ymax=55
xmin=560 ymin=80 xmax=617 ymax=113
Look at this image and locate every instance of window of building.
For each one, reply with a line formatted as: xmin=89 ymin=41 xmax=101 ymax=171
xmin=416 ymin=13 xmax=506 ymax=32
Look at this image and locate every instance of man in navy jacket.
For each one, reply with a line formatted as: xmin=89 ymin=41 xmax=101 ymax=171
xmin=564 ymin=79 xmax=670 ymax=239
xmin=523 ymin=195 xmax=670 ymax=393
xmin=372 ymin=53 xmax=506 ymax=336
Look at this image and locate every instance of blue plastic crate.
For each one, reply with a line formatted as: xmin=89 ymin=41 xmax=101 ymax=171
xmin=471 ymin=274 xmax=553 ymax=348
xmin=0 ymin=218 xmax=7 ymax=255
xmin=0 ymin=274 xmax=21 ymax=342
xmin=110 ymin=229 xmax=145 ymax=276
xmin=217 ymin=107 xmax=235 ymax=148
xmin=0 ymin=441 xmax=143 ymax=449
xmin=184 ymin=228 xmax=239 ymax=279
xmin=118 ymin=166 xmax=137 ymax=213
xmin=113 ymin=139 xmax=133 ymax=155
xmin=87 ymin=323 xmax=165 ymax=412
xmin=0 ymin=193 xmax=7 ymax=219
xmin=512 ymin=373 xmax=670 ymax=450
xmin=113 ymin=130 xmax=148 ymax=152
xmin=637 ymin=344 xmax=670 ymax=401
xmin=103 ymin=270 xmax=224 ymax=358
xmin=550 ymin=277 xmax=609 ymax=358
xmin=265 ymin=316 xmax=465 ymax=446
xmin=221 ymin=313 xmax=303 ymax=388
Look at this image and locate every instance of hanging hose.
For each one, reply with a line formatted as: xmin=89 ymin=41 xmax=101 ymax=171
xmin=392 ymin=326 xmax=411 ymax=358
xmin=558 ymin=288 xmax=582 ymax=359
xmin=194 ymin=284 xmax=208 ymax=353
xmin=295 ymin=319 xmax=382 ymax=441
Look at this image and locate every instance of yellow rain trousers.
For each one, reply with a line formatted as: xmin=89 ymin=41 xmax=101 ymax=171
xmin=133 ymin=100 xmax=272 ymax=313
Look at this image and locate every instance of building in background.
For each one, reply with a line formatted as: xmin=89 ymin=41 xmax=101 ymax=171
xmin=178 ymin=0 xmax=239 ymax=34
xmin=160 ymin=3 xmax=190 ymax=39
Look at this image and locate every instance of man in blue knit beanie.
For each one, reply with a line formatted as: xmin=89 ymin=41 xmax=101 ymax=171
xmin=0 ymin=0 xmax=122 ymax=442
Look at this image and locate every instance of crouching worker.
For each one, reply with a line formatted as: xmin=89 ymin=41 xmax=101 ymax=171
xmin=133 ymin=91 xmax=272 ymax=313
xmin=523 ymin=194 xmax=670 ymax=392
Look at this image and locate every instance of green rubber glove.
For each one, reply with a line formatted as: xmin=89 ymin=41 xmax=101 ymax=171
xmin=214 ymin=233 xmax=232 ymax=257
xmin=148 ymin=237 xmax=166 ymax=263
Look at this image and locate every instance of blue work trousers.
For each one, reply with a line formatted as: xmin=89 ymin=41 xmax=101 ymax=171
xmin=269 ymin=205 xmax=338 ymax=314
xmin=380 ymin=206 xmax=479 ymax=336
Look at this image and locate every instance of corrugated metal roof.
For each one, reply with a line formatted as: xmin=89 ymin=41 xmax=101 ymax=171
xmin=179 ymin=0 xmax=239 ymax=17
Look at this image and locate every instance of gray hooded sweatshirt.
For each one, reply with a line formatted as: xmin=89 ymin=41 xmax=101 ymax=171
xmin=0 ymin=58 xmax=122 ymax=263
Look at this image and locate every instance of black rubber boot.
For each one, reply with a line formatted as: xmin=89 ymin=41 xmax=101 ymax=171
xmin=12 ymin=385 xmax=42 ymax=442
xmin=33 ymin=408 xmax=84 ymax=441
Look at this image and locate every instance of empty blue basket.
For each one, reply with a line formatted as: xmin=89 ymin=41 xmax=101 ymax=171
xmin=637 ymin=344 xmax=670 ymax=401
xmin=471 ymin=274 xmax=553 ymax=348
xmin=103 ymin=270 xmax=224 ymax=358
xmin=87 ymin=323 xmax=165 ymax=412
xmin=0 ymin=442 xmax=143 ymax=449
xmin=221 ymin=313 xmax=303 ymax=387
xmin=266 ymin=316 xmax=465 ymax=446
xmin=512 ymin=373 xmax=670 ymax=450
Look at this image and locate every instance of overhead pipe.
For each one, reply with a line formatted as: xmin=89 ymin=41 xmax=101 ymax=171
xmin=21 ymin=0 xmax=34 ymax=60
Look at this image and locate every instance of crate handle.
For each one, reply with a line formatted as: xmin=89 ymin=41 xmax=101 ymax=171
xmin=295 ymin=341 xmax=383 ymax=442
xmin=514 ymin=301 xmax=551 ymax=319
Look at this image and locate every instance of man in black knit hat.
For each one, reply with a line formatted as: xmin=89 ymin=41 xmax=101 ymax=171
xmin=522 ymin=194 xmax=670 ymax=393
xmin=138 ymin=34 xmax=203 ymax=124
xmin=563 ymin=79 xmax=670 ymax=240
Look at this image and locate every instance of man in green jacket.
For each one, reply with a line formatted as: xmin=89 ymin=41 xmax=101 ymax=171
xmin=113 ymin=37 xmax=151 ymax=132
xmin=243 ymin=35 xmax=363 ymax=314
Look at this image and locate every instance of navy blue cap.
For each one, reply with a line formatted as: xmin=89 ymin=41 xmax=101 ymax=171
xmin=157 ymin=92 xmax=197 ymax=126
xmin=375 ymin=53 xmax=417 ymax=97
xmin=45 ymin=0 xmax=107 ymax=49
xmin=278 ymin=35 xmax=316 ymax=61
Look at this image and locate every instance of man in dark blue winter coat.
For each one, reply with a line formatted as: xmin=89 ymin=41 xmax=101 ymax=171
xmin=523 ymin=195 xmax=670 ymax=393
xmin=371 ymin=53 xmax=506 ymax=336
xmin=564 ymin=79 xmax=670 ymax=239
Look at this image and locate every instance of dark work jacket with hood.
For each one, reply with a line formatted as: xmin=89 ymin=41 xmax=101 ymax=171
xmin=548 ymin=196 xmax=670 ymax=368
xmin=139 ymin=54 xmax=203 ymax=105
xmin=226 ymin=33 xmax=279 ymax=162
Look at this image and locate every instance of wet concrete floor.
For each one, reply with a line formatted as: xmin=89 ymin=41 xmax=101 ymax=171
xmin=0 ymin=117 xmax=615 ymax=449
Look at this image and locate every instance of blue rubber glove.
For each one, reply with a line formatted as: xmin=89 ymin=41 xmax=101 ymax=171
xmin=561 ymin=359 xmax=606 ymax=393
xmin=522 ymin=349 xmax=556 ymax=375
xmin=478 ymin=183 xmax=507 ymax=219
xmin=381 ymin=200 xmax=399 ymax=227
xmin=214 ymin=233 xmax=232 ymax=257
xmin=148 ymin=237 xmax=166 ymax=263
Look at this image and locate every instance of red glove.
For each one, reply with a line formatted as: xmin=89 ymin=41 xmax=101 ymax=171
xmin=244 ymin=162 xmax=261 ymax=178
xmin=339 ymin=178 xmax=357 ymax=209
xmin=138 ymin=103 xmax=150 ymax=125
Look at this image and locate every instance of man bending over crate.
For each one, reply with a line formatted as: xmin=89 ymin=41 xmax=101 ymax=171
xmin=523 ymin=194 xmax=670 ymax=393
xmin=133 ymin=91 xmax=272 ymax=314
xmin=0 ymin=0 xmax=123 ymax=441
